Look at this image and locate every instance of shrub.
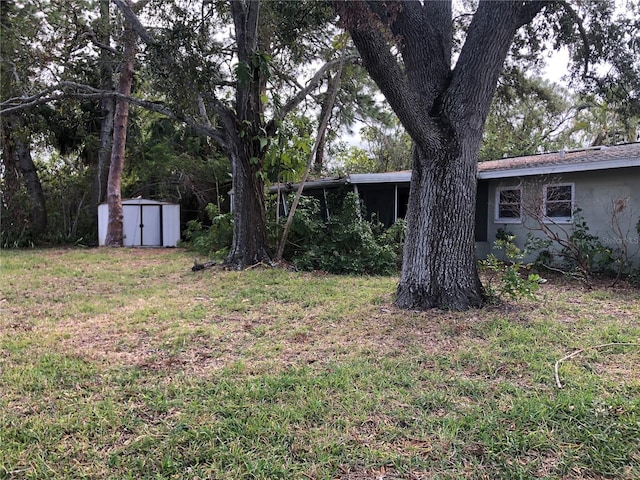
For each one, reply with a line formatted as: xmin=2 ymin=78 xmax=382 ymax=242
xmin=185 ymin=191 xmax=405 ymax=275
xmin=480 ymin=232 xmax=544 ymax=302
xmin=285 ymin=192 xmax=398 ymax=275
xmin=524 ymin=209 xmax=634 ymax=284
xmin=180 ymin=203 xmax=233 ymax=258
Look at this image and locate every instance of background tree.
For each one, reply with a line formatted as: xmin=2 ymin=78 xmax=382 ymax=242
xmin=89 ymin=0 xmax=116 ymax=229
xmin=360 ymin=119 xmax=412 ymax=172
xmin=1 ymin=1 xmax=50 ymax=242
xmin=1 ymin=0 xmax=119 ymax=246
xmin=480 ymin=71 xmax=578 ymax=161
xmin=112 ymin=0 xmax=346 ymax=268
xmin=567 ymin=96 xmax=639 ymax=146
xmin=104 ymin=0 xmax=139 ymax=247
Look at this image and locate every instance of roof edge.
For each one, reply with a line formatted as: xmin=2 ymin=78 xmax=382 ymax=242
xmin=478 ymin=158 xmax=640 ymax=179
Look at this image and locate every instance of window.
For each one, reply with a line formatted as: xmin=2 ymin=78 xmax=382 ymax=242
xmin=495 ymin=187 xmax=522 ymax=222
xmin=544 ymin=184 xmax=574 ymax=222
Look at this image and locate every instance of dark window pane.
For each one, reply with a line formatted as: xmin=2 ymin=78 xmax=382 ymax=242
xmin=499 ymin=204 xmax=520 ymax=218
xmin=498 ymin=189 xmax=521 ymax=218
xmin=547 ymin=202 xmax=572 ymax=218
xmin=500 ymin=189 xmax=521 ymax=204
xmin=547 ymin=185 xmax=572 ymax=201
xmin=545 ymin=185 xmax=573 ymax=218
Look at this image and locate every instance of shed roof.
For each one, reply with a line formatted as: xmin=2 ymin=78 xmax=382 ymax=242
xmin=99 ymin=198 xmax=178 ymax=206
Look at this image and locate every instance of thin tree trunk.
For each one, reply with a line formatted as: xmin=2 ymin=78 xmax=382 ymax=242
xmin=90 ymin=0 xmax=115 ymax=235
xmin=104 ymin=0 xmax=136 ymax=247
xmin=313 ymin=72 xmax=334 ymax=174
xmin=3 ymin=115 xmax=47 ymax=238
xmin=275 ymin=56 xmax=345 ymax=262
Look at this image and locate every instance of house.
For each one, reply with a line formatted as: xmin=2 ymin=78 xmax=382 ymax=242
xmin=271 ymin=143 xmax=640 ymax=264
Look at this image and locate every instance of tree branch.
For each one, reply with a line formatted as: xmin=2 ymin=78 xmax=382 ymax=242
xmin=446 ymin=2 xmax=545 ymax=131
xmin=340 ymin=1 xmax=441 ymax=150
xmin=556 ymin=0 xmax=590 ymax=76
xmin=111 ymin=0 xmax=155 ymax=44
xmin=267 ymin=54 xmax=358 ymax=134
xmin=554 ymin=342 xmax=639 ymax=389
xmin=275 ymin=53 xmax=347 ymax=261
xmin=0 ymin=81 xmax=228 ymax=146
xmin=110 ymin=0 xmax=236 ymax=145
xmin=80 ymin=26 xmax=119 ymax=55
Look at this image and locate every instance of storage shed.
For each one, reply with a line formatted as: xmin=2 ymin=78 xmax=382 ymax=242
xmin=98 ymin=198 xmax=180 ymax=247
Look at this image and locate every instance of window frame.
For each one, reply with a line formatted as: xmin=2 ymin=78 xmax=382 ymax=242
xmin=543 ymin=183 xmax=575 ymax=224
xmin=494 ymin=186 xmax=523 ymax=223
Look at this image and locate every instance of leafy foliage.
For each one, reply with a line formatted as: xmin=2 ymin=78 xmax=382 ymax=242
xmin=182 ymin=191 xmax=402 ymax=275
xmin=181 ymin=203 xmax=233 ymax=259
xmin=264 ymin=114 xmax=313 ymax=183
xmin=0 ymin=185 xmax=34 ymax=248
xmin=481 ymin=72 xmax=578 ymax=161
xmin=272 ymin=192 xmax=400 ymax=275
xmin=125 ymin=114 xmax=231 ymax=209
xmin=480 ymin=231 xmax=544 ymax=302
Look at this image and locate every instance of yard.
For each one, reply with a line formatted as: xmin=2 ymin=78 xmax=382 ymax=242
xmin=1 ymin=248 xmax=639 ymax=479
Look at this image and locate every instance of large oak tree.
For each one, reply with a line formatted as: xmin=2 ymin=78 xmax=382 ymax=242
xmin=338 ymin=1 xmax=551 ymax=310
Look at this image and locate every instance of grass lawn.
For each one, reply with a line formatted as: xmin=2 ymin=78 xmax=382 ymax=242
xmin=1 ymin=248 xmax=639 ymax=479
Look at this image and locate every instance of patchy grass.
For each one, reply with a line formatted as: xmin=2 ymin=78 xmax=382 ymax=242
xmin=1 ymin=248 xmax=639 ymax=479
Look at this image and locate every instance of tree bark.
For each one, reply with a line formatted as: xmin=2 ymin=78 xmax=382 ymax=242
xmin=225 ymin=138 xmax=271 ymax=268
xmin=224 ymin=0 xmax=273 ymax=268
xmin=104 ymin=0 xmax=136 ymax=247
xmin=313 ymin=72 xmax=336 ymax=174
xmin=395 ymin=144 xmax=483 ymax=310
xmin=342 ymin=0 xmax=547 ymax=310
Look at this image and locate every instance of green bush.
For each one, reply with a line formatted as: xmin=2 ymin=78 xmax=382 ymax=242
xmin=185 ymin=192 xmax=405 ymax=275
xmin=565 ymin=211 xmax=615 ymax=276
xmin=481 ymin=232 xmax=544 ymax=302
xmin=180 ymin=203 xmax=233 ymax=258
xmin=267 ymin=194 xmax=324 ymax=261
xmin=277 ymin=192 xmax=398 ymax=275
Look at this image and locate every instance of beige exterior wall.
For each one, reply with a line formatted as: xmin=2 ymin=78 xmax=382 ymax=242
xmin=481 ymin=166 xmax=640 ymax=265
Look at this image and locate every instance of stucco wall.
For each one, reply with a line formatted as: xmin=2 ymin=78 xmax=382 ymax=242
xmin=482 ymin=166 xmax=640 ymax=266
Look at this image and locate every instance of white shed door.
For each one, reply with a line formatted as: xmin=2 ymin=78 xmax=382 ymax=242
xmin=123 ymin=204 xmax=162 ymax=246
xmin=123 ymin=205 xmax=141 ymax=246
xmin=141 ymin=205 xmax=161 ymax=246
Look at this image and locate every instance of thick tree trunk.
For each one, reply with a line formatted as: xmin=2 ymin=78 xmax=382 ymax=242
xmin=225 ymin=140 xmax=271 ymax=268
xmin=104 ymin=2 xmax=136 ymax=247
xmin=223 ymin=0 xmax=273 ymax=268
xmin=396 ymin=142 xmax=484 ymax=310
xmin=14 ymin=134 xmax=47 ymax=239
